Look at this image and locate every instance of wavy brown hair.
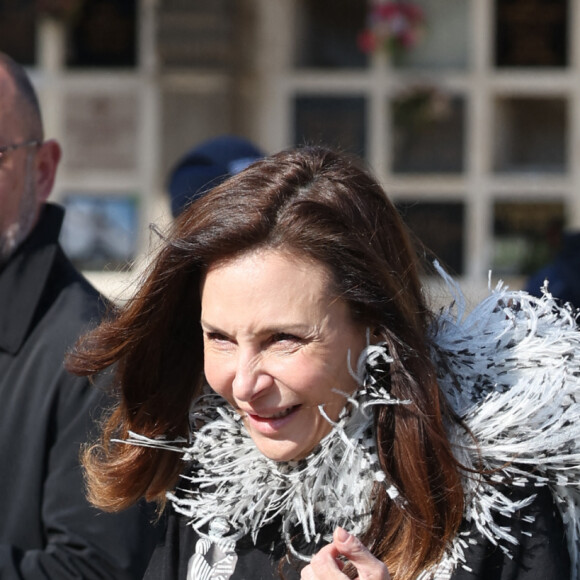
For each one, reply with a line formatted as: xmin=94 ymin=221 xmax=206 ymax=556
xmin=67 ymin=146 xmax=464 ymax=580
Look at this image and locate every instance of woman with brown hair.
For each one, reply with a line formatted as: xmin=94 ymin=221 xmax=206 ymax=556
xmin=68 ymin=147 xmax=579 ymax=579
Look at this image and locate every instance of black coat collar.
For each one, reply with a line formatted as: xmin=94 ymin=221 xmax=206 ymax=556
xmin=0 ymin=204 xmax=64 ymax=354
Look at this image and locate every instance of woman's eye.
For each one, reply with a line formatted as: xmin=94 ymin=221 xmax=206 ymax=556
xmin=205 ymin=332 xmax=230 ymax=343
xmin=271 ymin=333 xmax=301 ymax=344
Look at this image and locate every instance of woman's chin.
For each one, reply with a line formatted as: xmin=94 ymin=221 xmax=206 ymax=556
xmin=249 ymin=434 xmax=323 ymax=463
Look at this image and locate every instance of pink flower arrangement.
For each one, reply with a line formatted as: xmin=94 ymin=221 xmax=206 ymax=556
xmin=358 ymin=1 xmax=425 ymax=56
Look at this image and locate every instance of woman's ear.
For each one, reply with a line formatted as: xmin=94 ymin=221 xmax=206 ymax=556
xmin=370 ymin=326 xmax=382 ymax=344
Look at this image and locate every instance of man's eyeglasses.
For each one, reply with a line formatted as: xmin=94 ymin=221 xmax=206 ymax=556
xmin=0 ymin=140 xmax=42 ymax=164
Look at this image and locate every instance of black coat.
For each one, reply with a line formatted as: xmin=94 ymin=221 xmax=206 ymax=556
xmin=0 ymin=204 xmax=160 ymax=579
xmin=144 ymin=485 xmax=570 ymax=579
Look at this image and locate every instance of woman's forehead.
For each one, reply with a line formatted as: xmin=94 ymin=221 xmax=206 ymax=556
xmin=202 ymin=247 xmax=332 ymax=285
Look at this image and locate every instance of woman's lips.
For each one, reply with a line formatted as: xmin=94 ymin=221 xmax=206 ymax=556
xmin=245 ymin=405 xmax=301 ymax=433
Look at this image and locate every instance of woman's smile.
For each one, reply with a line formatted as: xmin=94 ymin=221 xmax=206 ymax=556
xmin=200 ymin=249 xmax=366 ymax=462
xmin=244 ymin=404 xmax=301 ymax=434
xmin=247 ymin=405 xmax=299 ymax=420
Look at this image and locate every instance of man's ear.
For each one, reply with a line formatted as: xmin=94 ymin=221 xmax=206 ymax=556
xmin=34 ymin=139 xmax=62 ymax=202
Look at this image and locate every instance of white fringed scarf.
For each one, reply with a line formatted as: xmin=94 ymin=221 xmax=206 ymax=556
xmin=425 ymin=271 xmax=580 ymax=578
xmin=124 ymin=343 xmax=405 ymax=561
xmin=122 ymin=274 xmax=580 ymax=579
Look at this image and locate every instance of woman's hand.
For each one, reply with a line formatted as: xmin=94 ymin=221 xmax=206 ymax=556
xmin=301 ymin=527 xmax=391 ymax=580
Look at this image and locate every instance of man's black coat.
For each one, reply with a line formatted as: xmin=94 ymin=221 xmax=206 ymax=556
xmin=0 ymin=204 xmax=159 ymax=579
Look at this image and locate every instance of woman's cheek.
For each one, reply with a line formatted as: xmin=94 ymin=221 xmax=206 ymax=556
xmin=203 ymin=353 xmax=232 ymax=398
xmin=271 ymin=356 xmax=325 ymax=398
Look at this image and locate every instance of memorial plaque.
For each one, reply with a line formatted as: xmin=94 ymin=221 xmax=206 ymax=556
xmin=392 ymin=92 xmax=465 ymax=174
xmin=67 ymin=0 xmax=137 ymax=68
xmin=63 ymin=92 xmax=139 ymax=172
xmin=294 ymin=95 xmax=367 ymax=158
xmin=493 ymin=97 xmax=567 ymax=174
xmin=397 ymin=201 xmax=465 ymax=275
xmin=495 ymin=0 xmax=568 ymax=67
xmin=0 ymin=0 xmax=36 ymax=65
xmin=157 ymin=0 xmax=235 ymax=68
xmin=296 ymin=0 xmax=367 ymax=69
xmin=493 ymin=201 xmax=565 ymax=275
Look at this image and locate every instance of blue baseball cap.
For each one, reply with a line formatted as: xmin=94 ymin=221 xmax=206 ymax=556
xmin=167 ymin=135 xmax=264 ymax=217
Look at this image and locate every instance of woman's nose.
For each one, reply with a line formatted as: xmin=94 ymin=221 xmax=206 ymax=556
xmin=232 ymin=350 xmax=271 ymax=402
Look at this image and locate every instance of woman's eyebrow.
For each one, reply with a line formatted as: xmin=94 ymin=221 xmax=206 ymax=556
xmin=200 ymin=320 xmax=313 ymax=335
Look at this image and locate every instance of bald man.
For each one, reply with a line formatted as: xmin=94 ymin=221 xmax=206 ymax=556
xmin=0 ymin=53 xmax=160 ymax=579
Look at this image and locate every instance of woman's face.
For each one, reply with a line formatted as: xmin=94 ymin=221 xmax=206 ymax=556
xmin=200 ymin=249 xmax=367 ymax=462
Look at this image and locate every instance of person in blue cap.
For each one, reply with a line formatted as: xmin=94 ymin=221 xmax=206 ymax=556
xmin=167 ymin=135 xmax=265 ymax=218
